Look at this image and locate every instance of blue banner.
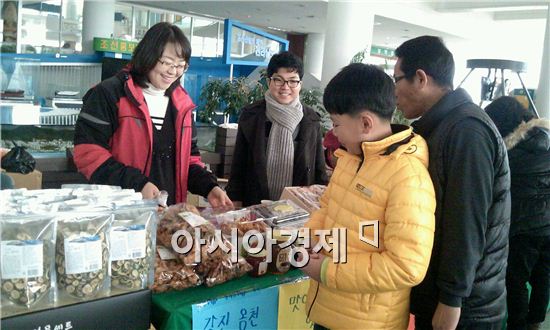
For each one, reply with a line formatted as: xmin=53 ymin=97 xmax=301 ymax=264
xmin=192 ymin=286 xmax=279 ymax=330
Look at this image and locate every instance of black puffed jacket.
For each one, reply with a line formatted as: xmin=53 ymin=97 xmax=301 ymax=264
xmin=503 ymin=118 xmax=550 ymax=237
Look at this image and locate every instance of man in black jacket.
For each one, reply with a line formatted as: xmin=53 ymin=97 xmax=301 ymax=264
xmin=486 ymin=96 xmax=550 ymax=330
xmin=394 ymin=36 xmax=511 ymax=330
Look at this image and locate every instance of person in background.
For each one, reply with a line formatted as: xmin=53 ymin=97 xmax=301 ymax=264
xmin=486 ymin=96 xmax=550 ymax=330
xmin=302 ymin=63 xmax=435 ymax=329
xmin=74 ymin=22 xmax=232 ymax=208
xmin=226 ymin=51 xmax=328 ymax=206
xmin=394 ymin=35 xmax=510 ymax=330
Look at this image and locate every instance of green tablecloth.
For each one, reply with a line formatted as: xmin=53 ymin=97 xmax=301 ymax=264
xmin=151 ymin=269 xmax=306 ymax=330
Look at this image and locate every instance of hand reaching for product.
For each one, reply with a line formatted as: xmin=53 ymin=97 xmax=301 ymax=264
xmin=141 ymin=182 xmax=160 ymax=200
xmin=207 ymin=186 xmax=234 ymax=211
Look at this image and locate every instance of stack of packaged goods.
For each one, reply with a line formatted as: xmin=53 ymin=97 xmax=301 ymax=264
xmin=279 ymin=185 xmax=327 ymax=213
xmin=0 ymin=185 xmax=157 ymax=317
xmin=1 ymin=184 xmax=319 ymax=304
xmin=152 ymin=204 xmax=252 ymax=292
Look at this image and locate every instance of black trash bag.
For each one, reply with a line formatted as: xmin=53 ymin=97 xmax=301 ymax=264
xmin=1 ymin=144 xmax=36 ymax=174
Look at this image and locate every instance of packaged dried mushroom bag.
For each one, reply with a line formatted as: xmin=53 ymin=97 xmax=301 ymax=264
xmin=110 ymin=202 xmax=157 ymax=291
xmin=0 ymin=215 xmax=56 ymax=308
xmin=55 ymin=211 xmax=112 ymax=300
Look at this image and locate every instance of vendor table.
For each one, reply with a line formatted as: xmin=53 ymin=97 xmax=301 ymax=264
xmin=151 ymin=269 xmax=307 ymax=330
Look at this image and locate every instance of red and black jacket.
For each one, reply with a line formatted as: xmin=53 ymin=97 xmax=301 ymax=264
xmin=74 ymin=71 xmax=217 ymax=203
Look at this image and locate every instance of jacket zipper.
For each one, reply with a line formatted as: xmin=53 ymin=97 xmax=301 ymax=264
xmin=306 ymin=280 xmax=320 ymax=320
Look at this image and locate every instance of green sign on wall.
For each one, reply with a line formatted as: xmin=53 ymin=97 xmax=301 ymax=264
xmin=370 ymin=46 xmax=395 ymax=58
xmin=93 ymin=37 xmax=138 ymax=54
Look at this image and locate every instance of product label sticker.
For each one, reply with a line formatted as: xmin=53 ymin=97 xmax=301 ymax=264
xmin=1 ymin=240 xmax=44 ymax=279
xmin=64 ymin=235 xmax=103 ymax=274
xmin=110 ymin=225 xmax=146 ymax=261
xmin=157 ymin=246 xmax=177 ymax=260
xmin=179 ymin=212 xmax=209 ymax=227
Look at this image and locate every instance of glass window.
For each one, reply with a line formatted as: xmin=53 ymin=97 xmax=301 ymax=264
xmin=174 ymin=15 xmax=191 ymax=39
xmin=60 ymin=0 xmax=83 ymax=54
xmin=148 ymin=10 xmax=162 ymax=27
xmin=19 ymin=0 xmax=62 ymax=54
xmin=134 ymin=7 xmax=148 ymax=40
xmin=217 ymin=21 xmax=224 ymax=57
xmin=114 ymin=4 xmax=132 ymax=39
xmin=192 ymin=18 xmax=220 ymax=58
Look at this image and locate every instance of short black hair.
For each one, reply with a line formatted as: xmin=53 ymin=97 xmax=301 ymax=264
xmin=129 ymin=22 xmax=191 ymax=90
xmin=323 ymin=63 xmax=395 ymax=120
xmin=485 ymin=96 xmax=534 ymax=138
xmin=267 ymin=51 xmax=304 ymax=79
xmin=395 ymin=35 xmax=455 ymax=89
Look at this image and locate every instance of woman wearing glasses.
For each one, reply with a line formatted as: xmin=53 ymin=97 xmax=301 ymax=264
xmin=74 ymin=22 xmax=232 ymax=208
xmin=226 ymin=51 xmax=328 ymax=206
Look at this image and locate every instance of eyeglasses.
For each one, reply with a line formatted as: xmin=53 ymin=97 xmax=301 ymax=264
xmin=393 ymin=74 xmax=409 ymax=83
xmin=158 ymin=59 xmax=188 ymax=72
xmin=269 ymin=76 xmax=301 ymax=88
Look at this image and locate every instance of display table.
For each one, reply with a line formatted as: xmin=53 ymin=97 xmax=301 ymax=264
xmin=2 ymin=289 xmax=151 ymax=329
xmin=151 ymin=269 xmax=307 ymax=330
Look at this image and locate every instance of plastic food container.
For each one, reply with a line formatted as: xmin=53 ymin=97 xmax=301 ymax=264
xmin=251 ymin=200 xmax=309 ymax=225
xmin=245 ymin=250 xmax=268 ymax=277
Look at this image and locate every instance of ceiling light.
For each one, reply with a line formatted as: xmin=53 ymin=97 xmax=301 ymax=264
xmin=472 ymin=5 xmax=548 ymax=12
xmin=374 ymin=21 xmax=382 ymax=26
xmin=268 ymin=26 xmax=287 ymax=32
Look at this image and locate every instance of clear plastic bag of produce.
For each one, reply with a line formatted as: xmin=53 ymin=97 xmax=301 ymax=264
xmin=55 ymin=211 xmax=112 ymax=300
xmin=151 ymin=246 xmax=202 ymax=293
xmin=109 ymin=202 xmax=157 ymax=291
xmin=0 ymin=214 xmax=56 ymax=308
xmin=156 ymin=203 xmax=217 ymax=266
xmin=204 ymin=256 xmax=252 ymax=287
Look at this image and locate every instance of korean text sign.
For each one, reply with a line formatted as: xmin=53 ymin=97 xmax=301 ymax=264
xmin=192 ymin=286 xmax=278 ymax=330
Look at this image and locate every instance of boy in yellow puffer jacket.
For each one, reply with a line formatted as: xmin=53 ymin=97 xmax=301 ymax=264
xmin=302 ymin=63 xmax=436 ymax=330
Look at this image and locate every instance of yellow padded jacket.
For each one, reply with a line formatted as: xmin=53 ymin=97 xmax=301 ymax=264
xmin=305 ymin=126 xmax=436 ymax=330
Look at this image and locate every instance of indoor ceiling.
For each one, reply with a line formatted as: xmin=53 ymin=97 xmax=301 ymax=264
xmin=124 ymin=1 xmax=549 ymax=48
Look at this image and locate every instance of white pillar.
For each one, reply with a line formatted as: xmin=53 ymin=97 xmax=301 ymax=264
xmin=535 ymin=5 xmax=550 ymax=119
xmin=82 ymin=0 xmax=115 ymax=54
xmin=304 ymin=33 xmax=325 ymax=80
xmin=320 ymin=1 xmax=375 ymax=87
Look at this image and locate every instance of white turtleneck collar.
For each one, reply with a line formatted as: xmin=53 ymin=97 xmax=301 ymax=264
xmin=143 ymin=82 xmax=167 ymax=96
